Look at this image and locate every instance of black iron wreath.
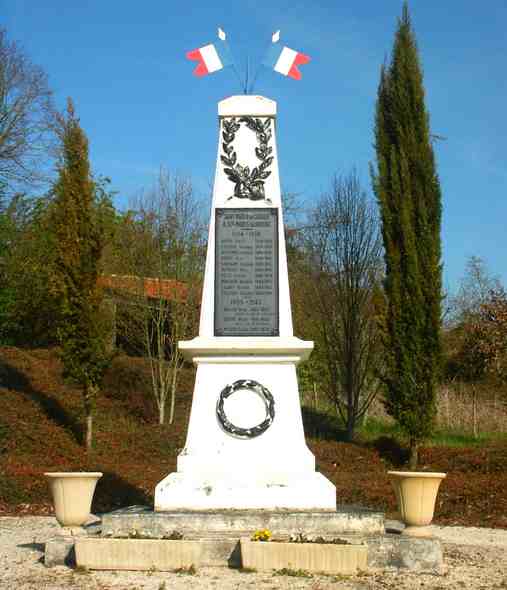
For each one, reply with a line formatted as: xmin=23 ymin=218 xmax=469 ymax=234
xmin=216 ymin=379 xmax=275 ymax=439
xmin=221 ymin=116 xmax=273 ymax=201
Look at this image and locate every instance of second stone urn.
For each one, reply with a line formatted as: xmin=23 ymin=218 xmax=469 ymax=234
xmin=388 ymin=471 xmax=446 ymax=537
xmin=45 ymin=472 xmax=102 ymax=527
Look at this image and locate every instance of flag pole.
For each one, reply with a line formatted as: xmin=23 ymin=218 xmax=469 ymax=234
xmin=219 ymin=28 xmax=244 ymax=94
xmin=185 ymin=28 xmax=309 ymax=89
xmin=245 ymin=55 xmax=250 ymax=94
xmin=249 ymin=39 xmax=270 ymax=94
xmin=250 ymin=30 xmax=279 ymax=93
xmin=231 ymin=60 xmax=244 ymax=94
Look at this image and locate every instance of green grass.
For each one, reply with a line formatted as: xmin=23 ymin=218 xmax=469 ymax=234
xmin=357 ymin=417 xmax=402 ymax=441
xmin=173 ymin=564 xmax=197 ymax=575
xmin=358 ymin=416 xmax=506 ymax=448
xmin=273 ymin=568 xmax=312 ymax=578
xmin=302 ymin=403 xmax=506 ymax=448
xmin=429 ymin=429 xmax=507 ymax=447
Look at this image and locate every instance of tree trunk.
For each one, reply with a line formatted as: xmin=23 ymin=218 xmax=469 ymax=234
xmin=86 ymin=413 xmax=93 ymax=451
xmin=345 ymin=410 xmax=355 ymax=442
xmin=169 ymin=362 xmax=178 ymax=425
xmin=344 ymin=427 xmax=354 ymax=442
xmin=409 ymin=440 xmax=419 ymax=470
xmin=101 ymin=297 xmax=116 ymax=353
xmin=359 ymin=403 xmax=368 ymax=427
xmin=159 ymin=402 xmax=165 ymax=425
xmin=472 ymin=386 xmax=478 ymax=439
xmin=83 ymin=383 xmax=96 ymax=451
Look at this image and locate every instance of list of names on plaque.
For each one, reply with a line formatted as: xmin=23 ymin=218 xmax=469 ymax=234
xmin=215 ymin=208 xmax=279 ymax=336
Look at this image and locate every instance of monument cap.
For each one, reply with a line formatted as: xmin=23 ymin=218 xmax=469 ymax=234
xmin=218 ymin=95 xmax=276 ymax=118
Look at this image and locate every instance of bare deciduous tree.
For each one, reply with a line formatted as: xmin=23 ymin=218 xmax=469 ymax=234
xmin=449 ymin=256 xmax=502 ymax=326
xmin=304 ymin=172 xmax=384 ymax=440
xmin=0 ymin=29 xmax=55 ymax=194
xmin=112 ymin=170 xmax=204 ymax=425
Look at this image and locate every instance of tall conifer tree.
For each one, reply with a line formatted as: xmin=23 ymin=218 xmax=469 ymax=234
xmin=372 ymin=3 xmax=442 ymax=468
xmin=52 ymin=99 xmax=109 ymax=451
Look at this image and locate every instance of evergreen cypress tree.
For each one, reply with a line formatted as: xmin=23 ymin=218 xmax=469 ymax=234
xmin=372 ymin=3 xmax=442 ymax=468
xmin=52 ymin=99 xmax=109 ymax=451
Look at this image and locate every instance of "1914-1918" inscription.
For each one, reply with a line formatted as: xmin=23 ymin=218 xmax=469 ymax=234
xmin=215 ymin=208 xmax=279 ymax=336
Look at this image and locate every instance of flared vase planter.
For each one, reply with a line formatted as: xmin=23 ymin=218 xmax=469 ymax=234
xmin=388 ymin=471 xmax=446 ymax=537
xmin=45 ymin=472 xmax=102 ymax=527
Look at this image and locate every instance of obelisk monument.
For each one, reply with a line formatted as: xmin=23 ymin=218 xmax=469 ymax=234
xmin=155 ymin=95 xmax=336 ymax=510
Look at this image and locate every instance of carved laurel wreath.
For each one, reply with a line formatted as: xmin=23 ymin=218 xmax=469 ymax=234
xmin=216 ymin=379 xmax=275 ymax=439
xmin=221 ymin=117 xmax=273 ymax=201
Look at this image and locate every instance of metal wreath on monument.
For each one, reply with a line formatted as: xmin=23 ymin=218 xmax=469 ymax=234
xmin=216 ymin=379 xmax=275 ymax=438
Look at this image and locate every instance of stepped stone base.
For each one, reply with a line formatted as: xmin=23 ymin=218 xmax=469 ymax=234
xmin=101 ymin=505 xmax=384 ymax=537
xmin=45 ymin=507 xmax=443 ymax=572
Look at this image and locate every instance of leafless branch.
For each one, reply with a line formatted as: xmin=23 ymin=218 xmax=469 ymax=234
xmin=0 ymin=29 xmax=56 ymax=194
xmin=110 ymin=169 xmax=205 ymax=424
xmin=303 ymin=171 xmax=384 ymax=440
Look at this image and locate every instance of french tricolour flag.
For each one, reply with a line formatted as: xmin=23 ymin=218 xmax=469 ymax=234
xmin=263 ymin=31 xmax=310 ymax=80
xmin=186 ymin=28 xmax=233 ymax=77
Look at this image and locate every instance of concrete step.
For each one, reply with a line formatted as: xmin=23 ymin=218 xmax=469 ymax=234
xmin=45 ymin=507 xmax=443 ymax=572
xmin=100 ymin=505 xmax=385 ymax=539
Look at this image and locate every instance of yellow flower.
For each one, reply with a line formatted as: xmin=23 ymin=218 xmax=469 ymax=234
xmin=252 ymin=528 xmax=272 ymax=542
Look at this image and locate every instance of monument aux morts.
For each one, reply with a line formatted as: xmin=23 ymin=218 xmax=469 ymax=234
xmin=46 ymin=28 xmax=443 ymax=573
xmin=154 ymin=94 xmax=336 ymax=511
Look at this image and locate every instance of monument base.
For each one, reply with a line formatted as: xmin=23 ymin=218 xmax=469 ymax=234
xmin=101 ymin=505 xmax=385 ymax=537
xmin=45 ymin=508 xmax=444 ymax=572
xmin=154 ymin=471 xmax=336 ymax=511
xmin=156 ymin=336 xmax=336 ymax=512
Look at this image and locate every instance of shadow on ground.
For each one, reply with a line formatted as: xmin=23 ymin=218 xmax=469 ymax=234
xmin=0 ymin=359 xmax=83 ymax=444
xmin=94 ymin=471 xmax=152 ymax=512
xmin=370 ymin=436 xmax=409 ymax=467
xmin=302 ymin=406 xmax=351 ymax=442
xmin=17 ymin=542 xmax=46 ymax=552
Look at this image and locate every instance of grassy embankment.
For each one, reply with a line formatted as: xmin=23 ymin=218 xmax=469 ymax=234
xmin=1 ymin=346 xmax=505 ymax=528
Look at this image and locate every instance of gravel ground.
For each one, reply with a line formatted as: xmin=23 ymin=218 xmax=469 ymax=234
xmin=1 ymin=517 xmax=506 ymax=590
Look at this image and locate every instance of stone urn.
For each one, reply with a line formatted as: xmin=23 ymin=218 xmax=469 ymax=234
xmin=388 ymin=471 xmax=446 ymax=537
xmin=45 ymin=472 xmax=102 ymax=527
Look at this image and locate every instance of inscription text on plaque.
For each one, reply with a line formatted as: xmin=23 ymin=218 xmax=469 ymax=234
xmin=215 ymin=208 xmax=279 ymax=336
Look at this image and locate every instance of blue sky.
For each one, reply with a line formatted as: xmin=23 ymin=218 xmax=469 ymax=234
xmin=2 ymin=0 xmax=506 ymax=292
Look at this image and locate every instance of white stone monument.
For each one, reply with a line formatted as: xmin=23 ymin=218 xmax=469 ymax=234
xmin=47 ymin=92 xmax=436 ymax=576
xmin=155 ymin=95 xmax=336 ymax=511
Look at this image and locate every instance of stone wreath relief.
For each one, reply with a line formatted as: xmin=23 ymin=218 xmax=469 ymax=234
xmin=221 ymin=117 xmax=273 ymax=201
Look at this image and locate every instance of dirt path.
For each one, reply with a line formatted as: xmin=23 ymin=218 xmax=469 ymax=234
xmin=1 ymin=517 xmax=506 ymax=590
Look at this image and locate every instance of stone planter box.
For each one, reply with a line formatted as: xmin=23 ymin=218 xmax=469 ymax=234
xmin=240 ymin=538 xmax=368 ymax=574
xmin=75 ymin=538 xmax=202 ymax=571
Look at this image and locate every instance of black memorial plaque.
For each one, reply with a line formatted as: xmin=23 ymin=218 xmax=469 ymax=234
xmin=215 ymin=208 xmax=279 ymax=336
